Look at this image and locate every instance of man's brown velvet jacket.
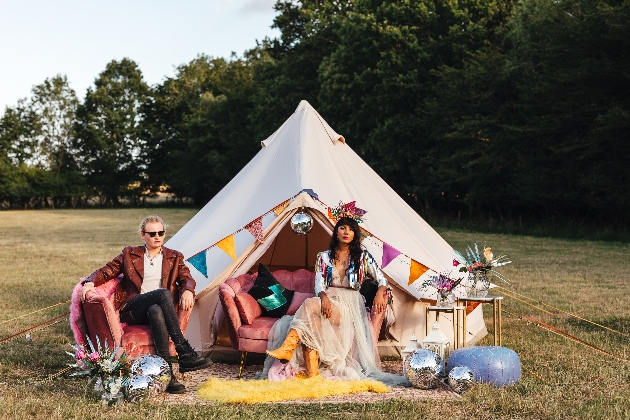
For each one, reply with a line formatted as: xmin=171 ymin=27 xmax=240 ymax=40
xmin=82 ymin=246 xmax=196 ymax=311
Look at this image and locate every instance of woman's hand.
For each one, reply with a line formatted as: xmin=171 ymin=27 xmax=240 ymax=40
xmin=80 ymin=282 xmax=95 ymax=302
xmin=319 ymin=292 xmax=333 ymax=319
xmin=180 ymin=290 xmax=194 ymax=311
xmin=373 ymin=286 xmax=387 ymax=313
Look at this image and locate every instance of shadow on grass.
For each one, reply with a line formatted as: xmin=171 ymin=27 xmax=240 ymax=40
xmin=209 ymin=350 xmax=266 ymax=366
xmin=565 ymin=316 xmax=630 ymax=344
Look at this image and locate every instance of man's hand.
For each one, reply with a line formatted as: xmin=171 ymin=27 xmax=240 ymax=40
xmin=80 ymin=282 xmax=95 ymax=302
xmin=180 ymin=290 xmax=194 ymax=311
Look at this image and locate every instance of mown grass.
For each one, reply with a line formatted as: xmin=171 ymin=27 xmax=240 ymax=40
xmin=0 ymin=209 xmax=629 ymax=419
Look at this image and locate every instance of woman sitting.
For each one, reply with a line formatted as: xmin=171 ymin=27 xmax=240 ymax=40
xmin=265 ymin=216 xmax=408 ymax=386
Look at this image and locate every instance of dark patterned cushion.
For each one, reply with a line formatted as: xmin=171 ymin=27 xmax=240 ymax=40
xmin=247 ymin=263 xmax=295 ymax=318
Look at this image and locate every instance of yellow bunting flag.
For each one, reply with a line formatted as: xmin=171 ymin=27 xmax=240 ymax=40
xmin=408 ymin=259 xmax=429 ymax=285
xmin=273 ymin=200 xmax=290 ymax=216
xmin=216 ymin=234 xmax=237 ymax=260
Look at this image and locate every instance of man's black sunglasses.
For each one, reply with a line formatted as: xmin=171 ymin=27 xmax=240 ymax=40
xmin=143 ymin=231 xmax=165 ymax=237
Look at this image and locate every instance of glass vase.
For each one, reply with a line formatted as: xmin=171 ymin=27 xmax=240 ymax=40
xmin=468 ymin=272 xmax=490 ymax=298
xmin=101 ymin=391 xmax=124 ymax=406
xmin=437 ymin=292 xmax=455 ymax=307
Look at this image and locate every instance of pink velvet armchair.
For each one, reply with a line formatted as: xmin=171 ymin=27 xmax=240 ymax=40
xmin=218 ymin=269 xmax=386 ymax=377
xmin=70 ymin=277 xmax=191 ymax=358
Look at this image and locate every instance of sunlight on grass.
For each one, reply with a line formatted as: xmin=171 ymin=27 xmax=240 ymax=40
xmin=0 ymin=210 xmax=629 ymax=419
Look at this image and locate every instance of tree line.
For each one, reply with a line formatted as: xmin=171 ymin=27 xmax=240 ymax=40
xmin=1 ymin=0 xmax=628 ymax=229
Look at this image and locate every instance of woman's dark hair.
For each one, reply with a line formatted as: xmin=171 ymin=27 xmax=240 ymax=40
xmin=328 ymin=217 xmax=363 ymax=264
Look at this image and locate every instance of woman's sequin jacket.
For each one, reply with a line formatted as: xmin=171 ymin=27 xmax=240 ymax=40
xmin=314 ymin=249 xmax=388 ymax=296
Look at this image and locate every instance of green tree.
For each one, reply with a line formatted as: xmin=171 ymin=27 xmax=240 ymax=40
xmin=142 ymin=55 xmax=260 ymax=205
xmin=426 ymin=0 xmax=630 ymax=224
xmin=29 ymin=75 xmax=79 ymax=173
xmin=74 ymin=59 xmax=149 ymax=205
xmin=249 ymin=0 xmax=349 ymax=138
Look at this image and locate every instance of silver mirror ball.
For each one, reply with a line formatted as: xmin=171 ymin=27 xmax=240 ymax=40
xmin=404 ymin=349 xmax=444 ymax=389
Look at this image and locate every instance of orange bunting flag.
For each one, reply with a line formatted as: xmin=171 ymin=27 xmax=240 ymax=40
xmin=328 ymin=207 xmax=334 ymax=220
xmin=273 ymin=200 xmax=290 ymax=216
xmin=408 ymin=259 xmax=429 ymax=286
xmin=216 ymin=234 xmax=237 ymax=260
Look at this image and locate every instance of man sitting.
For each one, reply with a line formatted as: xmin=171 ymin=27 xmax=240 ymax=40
xmin=80 ymin=215 xmax=211 ymax=394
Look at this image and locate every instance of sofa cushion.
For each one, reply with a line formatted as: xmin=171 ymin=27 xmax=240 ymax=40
xmin=291 ymin=269 xmax=316 ymax=293
xmin=238 ymin=317 xmax=278 ymax=340
xmin=286 ymin=292 xmax=313 ymax=316
xmin=248 ymin=264 xmax=295 ymax=318
xmin=234 ymin=293 xmax=262 ymax=325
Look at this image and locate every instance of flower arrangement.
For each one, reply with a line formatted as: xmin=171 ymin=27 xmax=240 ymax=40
xmin=453 ymin=241 xmax=512 ymax=296
xmin=420 ymin=272 xmax=462 ymax=306
xmin=67 ymin=336 xmax=132 ymax=404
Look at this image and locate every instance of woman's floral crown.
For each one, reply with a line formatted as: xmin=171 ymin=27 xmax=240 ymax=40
xmin=328 ymin=201 xmax=367 ymax=224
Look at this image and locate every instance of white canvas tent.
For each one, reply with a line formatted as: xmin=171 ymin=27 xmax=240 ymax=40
xmin=166 ymin=100 xmax=487 ymax=354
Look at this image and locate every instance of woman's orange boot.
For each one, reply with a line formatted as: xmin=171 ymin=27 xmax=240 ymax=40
xmin=266 ymin=329 xmax=300 ymax=362
xmin=304 ymin=347 xmax=319 ymax=377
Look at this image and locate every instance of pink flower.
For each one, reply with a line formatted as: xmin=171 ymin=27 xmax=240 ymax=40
xmin=88 ymin=352 xmax=101 ymax=362
xmin=452 ymin=259 xmax=460 ymax=267
xmin=75 ymin=349 xmax=87 ymax=360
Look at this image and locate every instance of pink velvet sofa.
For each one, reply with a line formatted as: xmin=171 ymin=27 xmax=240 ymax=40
xmin=218 ymin=269 xmax=385 ymax=377
xmin=70 ymin=277 xmax=191 ymax=358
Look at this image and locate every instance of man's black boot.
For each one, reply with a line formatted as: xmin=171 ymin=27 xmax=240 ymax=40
xmin=165 ymin=362 xmax=186 ymax=394
xmin=176 ymin=341 xmax=213 ymax=373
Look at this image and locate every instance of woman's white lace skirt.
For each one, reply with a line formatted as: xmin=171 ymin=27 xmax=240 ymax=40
xmin=262 ymin=287 xmax=409 ymax=386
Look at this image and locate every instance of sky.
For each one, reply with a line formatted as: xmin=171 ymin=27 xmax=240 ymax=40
xmin=0 ymin=0 xmax=280 ymax=111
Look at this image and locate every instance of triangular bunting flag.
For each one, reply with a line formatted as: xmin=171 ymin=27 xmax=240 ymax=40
xmin=408 ymin=259 xmax=429 ymax=285
xmin=216 ymin=234 xmax=237 ymax=260
xmin=328 ymin=207 xmax=334 ymax=220
xmin=273 ymin=200 xmax=290 ymax=216
xmin=245 ymin=217 xmax=264 ymax=243
xmin=381 ymin=242 xmax=402 ymax=269
xmin=187 ymin=251 xmax=208 ymax=278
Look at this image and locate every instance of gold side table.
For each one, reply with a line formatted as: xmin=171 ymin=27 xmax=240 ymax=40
xmin=457 ymin=295 xmax=504 ymax=346
xmin=425 ymin=305 xmax=466 ymax=350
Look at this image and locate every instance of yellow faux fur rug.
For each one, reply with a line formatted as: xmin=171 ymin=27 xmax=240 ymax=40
xmin=197 ymin=376 xmax=391 ymax=403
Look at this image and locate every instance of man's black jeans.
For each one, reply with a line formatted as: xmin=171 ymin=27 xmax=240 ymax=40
xmin=119 ymin=289 xmax=184 ymax=359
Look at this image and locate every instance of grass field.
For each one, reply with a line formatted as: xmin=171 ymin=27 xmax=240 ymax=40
xmin=0 ymin=209 xmax=629 ymax=419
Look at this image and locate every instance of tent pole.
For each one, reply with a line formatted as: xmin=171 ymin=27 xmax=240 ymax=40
xmin=305 ymin=233 xmax=309 ymax=269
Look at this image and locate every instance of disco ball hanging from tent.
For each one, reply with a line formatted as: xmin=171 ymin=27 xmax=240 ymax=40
xmin=290 ymin=212 xmax=313 ymax=235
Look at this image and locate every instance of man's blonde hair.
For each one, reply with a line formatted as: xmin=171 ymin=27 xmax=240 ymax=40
xmin=138 ymin=215 xmax=169 ymax=233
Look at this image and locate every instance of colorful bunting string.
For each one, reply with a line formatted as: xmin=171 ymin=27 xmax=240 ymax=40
xmin=187 ymin=252 xmax=208 ymax=277
xmin=273 ymin=200 xmax=290 ymax=216
xmin=381 ymin=242 xmax=402 ymax=269
xmin=216 ymin=235 xmax=237 ymax=260
xmin=316 ymin=196 xmax=465 ymax=289
xmin=185 ymin=193 xmax=303 ymax=271
xmin=408 ymin=259 xmax=429 ymax=286
xmin=185 ymin=190 xmax=454 ymax=289
xmin=245 ymin=217 xmax=264 ymax=243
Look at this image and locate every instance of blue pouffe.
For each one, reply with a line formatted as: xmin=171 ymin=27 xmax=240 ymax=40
xmin=447 ymin=346 xmax=521 ymax=387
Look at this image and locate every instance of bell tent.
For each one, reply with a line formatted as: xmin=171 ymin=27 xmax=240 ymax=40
xmin=166 ymin=100 xmax=487 ymax=354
